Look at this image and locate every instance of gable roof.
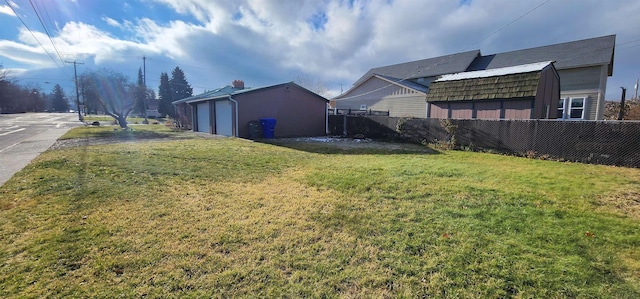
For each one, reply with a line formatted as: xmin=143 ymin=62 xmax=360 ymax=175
xmin=375 ymin=74 xmax=429 ymax=93
xmin=467 ymin=35 xmax=615 ymax=75
xmin=353 ymin=50 xmax=481 ymax=86
xmin=175 ymin=82 xmax=328 ymax=105
xmin=333 ymin=73 xmax=428 ymax=100
xmin=426 ymin=61 xmax=555 ymax=102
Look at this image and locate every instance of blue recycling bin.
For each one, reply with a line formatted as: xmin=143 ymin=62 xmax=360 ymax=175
xmin=259 ymin=118 xmax=277 ymax=138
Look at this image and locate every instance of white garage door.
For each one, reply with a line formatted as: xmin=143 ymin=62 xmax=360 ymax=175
xmin=196 ymin=102 xmax=210 ymax=133
xmin=215 ymin=100 xmax=233 ymax=136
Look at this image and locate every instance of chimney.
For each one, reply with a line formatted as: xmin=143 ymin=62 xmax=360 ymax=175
xmin=232 ymin=80 xmax=245 ymax=89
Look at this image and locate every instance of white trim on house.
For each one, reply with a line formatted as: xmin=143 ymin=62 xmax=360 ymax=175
xmin=558 ymin=97 xmax=587 ymax=120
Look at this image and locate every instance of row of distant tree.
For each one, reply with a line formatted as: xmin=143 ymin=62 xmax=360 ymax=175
xmin=0 ymin=64 xmax=194 ymax=127
xmin=0 ymin=64 xmax=70 ymax=114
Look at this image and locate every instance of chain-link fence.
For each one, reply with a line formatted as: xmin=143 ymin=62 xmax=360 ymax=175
xmin=328 ymin=115 xmax=640 ymax=168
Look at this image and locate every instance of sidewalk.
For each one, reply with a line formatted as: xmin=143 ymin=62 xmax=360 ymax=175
xmin=0 ymin=128 xmax=73 ymax=186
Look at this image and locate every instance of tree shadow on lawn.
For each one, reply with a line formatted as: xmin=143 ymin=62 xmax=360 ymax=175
xmin=260 ymin=137 xmax=441 ymax=155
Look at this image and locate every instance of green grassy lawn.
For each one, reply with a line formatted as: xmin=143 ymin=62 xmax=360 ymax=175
xmin=83 ymin=115 xmax=160 ymax=125
xmin=1 ymin=131 xmax=639 ymax=298
xmin=58 ymin=124 xmax=187 ymax=140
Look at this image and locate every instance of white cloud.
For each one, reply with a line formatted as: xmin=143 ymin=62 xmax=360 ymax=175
xmin=103 ymin=16 xmax=121 ymax=27
xmin=1 ymin=0 xmax=639 ymax=99
xmin=0 ymin=5 xmax=16 ymax=16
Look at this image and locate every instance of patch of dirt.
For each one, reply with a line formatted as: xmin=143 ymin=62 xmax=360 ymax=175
xmin=595 ymin=190 xmax=640 ymax=220
xmin=268 ymin=136 xmax=435 ymax=153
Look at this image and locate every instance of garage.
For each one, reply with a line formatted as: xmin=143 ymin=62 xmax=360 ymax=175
xmin=175 ymin=81 xmax=328 ymax=138
xmin=196 ymin=102 xmax=209 ymax=133
xmin=215 ymin=100 xmax=233 ymax=136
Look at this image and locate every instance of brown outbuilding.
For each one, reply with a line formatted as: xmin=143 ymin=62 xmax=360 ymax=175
xmin=426 ymin=61 xmax=560 ymax=120
xmin=173 ymin=81 xmax=328 ymax=138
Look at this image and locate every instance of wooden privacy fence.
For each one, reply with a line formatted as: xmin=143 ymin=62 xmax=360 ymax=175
xmin=328 ymin=115 xmax=640 ymax=168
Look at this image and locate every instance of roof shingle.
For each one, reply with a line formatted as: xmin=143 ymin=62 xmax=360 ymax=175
xmin=353 ymin=50 xmax=481 ymax=85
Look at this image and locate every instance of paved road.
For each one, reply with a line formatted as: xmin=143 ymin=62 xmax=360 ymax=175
xmin=0 ymin=113 xmax=83 ymax=186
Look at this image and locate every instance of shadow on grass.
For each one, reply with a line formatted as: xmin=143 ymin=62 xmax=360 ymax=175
xmin=60 ymin=125 xmax=194 ymax=141
xmin=260 ymin=137 xmax=441 ymax=155
xmin=90 ymin=130 xmax=181 ymax=140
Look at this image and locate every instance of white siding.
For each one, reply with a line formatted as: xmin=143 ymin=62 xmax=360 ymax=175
xmin=558 ymin=65 xmax=607 ymax=120
xmin=335 ymin=76 xmax=427 ymax=118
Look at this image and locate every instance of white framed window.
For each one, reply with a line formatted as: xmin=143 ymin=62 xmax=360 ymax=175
xmin=360 ymin=104 xmax=367 ymax=110
xmin=557 ymin=97 xmax=587 ymax=119
xmin=568 ymin=97 xmax=585 ymax=119
xmin=557 ymin=98 xmax=566 ymax=119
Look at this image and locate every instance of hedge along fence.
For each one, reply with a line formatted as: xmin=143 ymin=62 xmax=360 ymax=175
xmin=328 ymin=115 xmax=640 ymax=168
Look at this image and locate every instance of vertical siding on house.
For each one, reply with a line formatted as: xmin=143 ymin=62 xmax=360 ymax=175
xmin=503 ymin=99 xmax=533 ymax=119
xmin=475 ymin=101 xmax=501 ymax=119
xmin=533 ymin=66 xmax=560 ymax=119
xmin=429 ymin=104 xmax=448 ymax=118
xmin=449 ymin=102 xmax=473 ymax=119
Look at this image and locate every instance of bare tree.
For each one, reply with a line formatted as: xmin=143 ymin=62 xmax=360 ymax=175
xmin=295 ymin=74 xmax=333 ymax=98
xmin=82 ymin=69 xmax=135 ymax=128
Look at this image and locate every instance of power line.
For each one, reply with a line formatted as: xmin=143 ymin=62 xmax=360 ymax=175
xmin=4 ymin=0 xmax=67 ymax=72
xmin=336 ymin=0 xmax=555 ymax=101
xmin=463 ymin=0 xmax=552 ymax=51
xmin=29 ymin=0 xmax=66 ymax=65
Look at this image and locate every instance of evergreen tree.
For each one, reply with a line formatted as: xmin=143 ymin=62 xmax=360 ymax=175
xmin=51 ymin=84 xmax=69 ymax=112
xmin=158 ymin=72 xmax=173 ymax=118
xmin=169 ymin=66 xmax=192 ymax=106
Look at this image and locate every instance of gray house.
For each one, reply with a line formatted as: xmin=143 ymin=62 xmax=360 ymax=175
xmin=334 ymin=50 xmax=480 ymax=118
xmin=173 ymin=80 xmax=328 ymax=138
xmin=335 ymin=35 xmax=615 ymax=120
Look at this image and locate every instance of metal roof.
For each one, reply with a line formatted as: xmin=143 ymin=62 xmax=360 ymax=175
xmin=353 ymin=50 xmax=481 ymax=86
xmin=467 ymin=35 xmax=615 ymax=75
xmin=172 ymin=86 xmax=240 ymax=105
xmin=437 ymin=61 xmax=553 ymax=82
xmin=175 ymin=82 xmax=328 ymax=105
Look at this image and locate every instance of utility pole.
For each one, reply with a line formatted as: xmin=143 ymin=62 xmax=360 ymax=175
xmin=634 ymin=78 xmax=638 ymax=100
xmin=143 ymin=56 xmax=146 ymax=87
xmin=65 ymin=60 xmax=84 ymax=121
xmin=618 ymin=87 xmax=627 ymax=120
xmin=142 ymin=56 xmax=148 ymax=120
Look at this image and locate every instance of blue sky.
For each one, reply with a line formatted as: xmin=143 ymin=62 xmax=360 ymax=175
xmin=1 ymin=0 xmax=640 ymax=100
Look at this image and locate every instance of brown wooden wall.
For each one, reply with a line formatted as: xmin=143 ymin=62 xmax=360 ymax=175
xmin=235 ymin=84 xmax=327 ymax=138
xmin=475 ymin=101 xmax=501 ymax=119
xmin=429 ymin=98 xmax=534 ymax=120
xmin=532 ymin=66 xmax=560 ymax=119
